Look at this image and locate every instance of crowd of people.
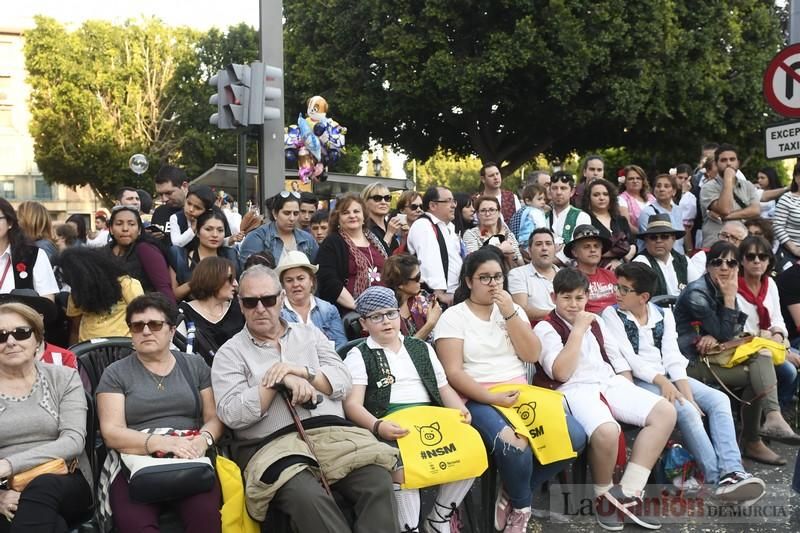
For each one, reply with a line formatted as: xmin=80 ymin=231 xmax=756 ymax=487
xmin=2 ymin=143 xmax=800 ymax=532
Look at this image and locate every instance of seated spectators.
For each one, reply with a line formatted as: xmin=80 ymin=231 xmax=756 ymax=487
xmin=534 ymin=268 xmax=675 ymax=530
xmin=547 ymin=172 xmax=591 ymax=265
xmin=633 ymin=213 xmax=701 ymax=297
xmin=277 ymin=250 xmax=347 ymax=350
xmin=602 ymin=263 xmax=765 ymax=504
xmin=564 ymin=225 xmax=617 ymax=314
xmin=0 ymin=198 xmax=59 ymax=301
xmin=61 ymin=247 xmax=144 ymax=344
xmin=435 ymin=248 xmax=585 ymax=532
xmin=637 ymin=174 xmax=685 ymax=253
xmin=618 ymin=164 xmax=654 ymax=239
xmin=382 ymin=254 xmax=442 ymax=341
xmin=0 ymin=302 xmax=92 ymax=531
xmin=674 ymin=241 xmax=800 ymax=466
xmin=343 ymin=286 xmax=474 ymax=532
xmin=508 ymin=228 xmax=558 ymax=322
xmin=212 ymin=266 xmax=398 ymax=532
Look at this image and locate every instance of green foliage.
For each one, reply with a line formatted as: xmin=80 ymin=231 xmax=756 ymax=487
xmin=413 ymin=150 xmax=482 ymax=193
xmin=25 ymin=16 xmax=199 ymax=204
xmin=284 ymin=0 xmax=783 ymax=178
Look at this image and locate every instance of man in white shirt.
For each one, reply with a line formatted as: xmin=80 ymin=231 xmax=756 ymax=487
xmin=547 ymin=172 xmax=591 ymax=266
xmin=633 ymin=213 xmax=701 ymax=297
xmin=508 ymin=228 xmax=559 ymax=321
xmin=407 ymin=186 xmax=462 ymax=306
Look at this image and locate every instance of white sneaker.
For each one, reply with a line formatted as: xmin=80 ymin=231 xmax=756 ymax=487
xmin=714 ymin=472 xmax=766 ymax=506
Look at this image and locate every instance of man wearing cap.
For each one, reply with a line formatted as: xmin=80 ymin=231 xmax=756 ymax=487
xmin=565 ymin=224 xmax=617 ymax=314
xmin=547 ymin=171 xmax=591 ymax=266
xmin=277 ymin=250 xmax=347 ymax=350
xmin=212 ymin=265 xmax=399 ymax=533
xmin=633 ymin=214 xmax=702 ymax=297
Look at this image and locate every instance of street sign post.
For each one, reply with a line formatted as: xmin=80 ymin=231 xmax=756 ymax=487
xmin=764 ymin=43 xmax=800 ymax=118
xmin=764 ymin=121 xmax=800 ymax=159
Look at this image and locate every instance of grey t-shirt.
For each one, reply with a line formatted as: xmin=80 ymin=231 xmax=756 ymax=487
xmin=96 ymin=353 xmax=211 ymax=431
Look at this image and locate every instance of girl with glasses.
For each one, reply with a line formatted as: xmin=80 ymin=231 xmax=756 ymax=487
xmin=177 ymin=257 xmax=244 ymax=366
xmin=674 ymin=240 xmax=800 ymax=466
xmin=382 ymin=254 xmax=442 ymax=342
xmin=462 ymin=196 xmax=523 ymax=269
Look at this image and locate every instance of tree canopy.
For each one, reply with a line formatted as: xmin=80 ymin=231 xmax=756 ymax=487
xmin=284 ymin=0 xmax=785 ymax=176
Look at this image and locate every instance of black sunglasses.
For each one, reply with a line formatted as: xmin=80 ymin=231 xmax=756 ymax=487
xmin=708 ymin=258 xmax=739 ymax=268
xmin=645 ymin=234 xmax=673 ymax=241
xmin=128 ymin=320 xmax=168 ymax=334
xmin=240 ymin=292 xmax=282 ymax=309
xmin=369 ymin=194 xmax=392 ymax=203
xmin=0 ymin=326 xmax=34 ymax=344
xmin=407 ymin=272 xmax=422 ymax=282
xmin=408 ymin=203 xmax=423 ymax=211
xmin=552 ymin=174 xmax=574 ymax=184
xmin=744 ymin=252 xmax=770 ymax=262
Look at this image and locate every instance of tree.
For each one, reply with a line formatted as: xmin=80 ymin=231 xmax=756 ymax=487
xmin=284 ymin=0 xmax=784 ymax=177
xmin=25 ymin=16 xmax=199 ymax=204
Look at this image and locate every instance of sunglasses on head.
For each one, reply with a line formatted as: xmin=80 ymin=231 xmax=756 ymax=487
xmin=552 ymin=174 xmax=574 ymax=184
xmin=708 ymin=258 xmax=739 ymax=268
xmin=279 ymin=191 xmax=301 ymax=199
xmin=744 ymin=252 xmax=770 ymax=262
xmin=128 ymin=320 xmax=168 ymax=334
xmin=240 ymin=292 xmax=282 ymax=309
xmin=0 ymin=326 xmax=34 ymax=344
xmin=369 ymin=194 xmax=392 ymax=203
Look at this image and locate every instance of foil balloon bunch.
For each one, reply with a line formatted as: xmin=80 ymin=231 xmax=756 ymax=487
xmin=285 ymin=96 xmax=347 ymax=183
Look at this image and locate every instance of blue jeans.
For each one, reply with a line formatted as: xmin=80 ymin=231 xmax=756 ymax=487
xmin=776 ymin=360 xmax=799 ymax=409
xmin=635 ymin=377 xmax=742 ymax=484
xmin=466 ymin=400 xmax=587 ymax=509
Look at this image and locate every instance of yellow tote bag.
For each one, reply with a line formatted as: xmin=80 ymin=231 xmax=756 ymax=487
xmin=489 ymin=384 xmax=576 ymax=465
xmin=384 ymin=405 xmax=488 ymax=489
xmin=216 ymin=454 xmax=260 ymax=533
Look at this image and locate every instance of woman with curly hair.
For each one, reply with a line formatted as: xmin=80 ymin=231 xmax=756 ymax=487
xmin=619 ymin=164 xmax=655 ymax=238
xmin=61 ymin=246 xmax=143 ymax=344
xmin=316 ymin=193 xmax=388 ymax=313
xmin=583 ymin=179 xmax=635 ymax=269
xmin=16 ymin=201 xmax=57 ymax=261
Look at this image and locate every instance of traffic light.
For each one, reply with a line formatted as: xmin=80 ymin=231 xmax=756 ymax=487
xmin=248 ymin=61 xmax=283 ymax=125
xmin=208 ymin=70 xmax=233 ymax=130
xmin=224 ymin=63 xmax=251 ymax=127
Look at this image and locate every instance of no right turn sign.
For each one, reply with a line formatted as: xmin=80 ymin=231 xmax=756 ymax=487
xmin=764 ymin=43 xmax=800 ymax=118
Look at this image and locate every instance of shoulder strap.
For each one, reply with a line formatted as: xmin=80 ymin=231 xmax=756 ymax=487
xmin=417 ymin=214 xmax=448 ymax=282
xmin=172 ymin=351 xmax=202 ymax=427
xmin=563 ymin=207 xmax=580 ymax=242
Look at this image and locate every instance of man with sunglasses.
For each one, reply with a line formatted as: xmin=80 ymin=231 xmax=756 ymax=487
xmin=211 ymin=266 xmax=399 ymax=533
xmin=475 ymin=162 xmax=520 ymax=224
xmin=633 ymin=214 xmax=701 ymax=297
xmin=563 ymin=225 xmax=617 ymax=314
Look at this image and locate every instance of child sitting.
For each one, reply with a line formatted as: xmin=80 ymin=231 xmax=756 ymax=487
xmin=533 ymin=268 xmax=676 ymax=531
xmin=601 ymin=262 xmax=765 ymax=505
xmin=343 ymin=286 xmax=475 ymax=533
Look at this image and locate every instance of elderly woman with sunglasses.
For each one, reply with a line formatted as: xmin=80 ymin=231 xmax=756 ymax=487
xmin=96 ymin=293 xmax=224 ymax=533
xmin=0 ymin=302 xmax=92 ymax=531
xmin=674 ymin=241 xmax=800 ymax=466
xmin=361 ymin=183 xmax=401 ymax=254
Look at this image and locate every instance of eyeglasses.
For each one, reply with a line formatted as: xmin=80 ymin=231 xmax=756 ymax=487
xmin=226 ymin=274 xmax=236 ymax=284
xmin=479 ymin=208 xmax=498 ymax=215
xmin=744 ymin=252 xmax=770 ymax=262
xmin=240 ymin=292 xmax=282 ymax=309
xmin=718 ymin=231 xmax=742 ymax=243
xmin=614 ymin=284 xmax=637 ymax=296
xmin=708 ymin=258 xmax=739 ymax=268
xmin=363 ymin=309 xmax=400 ymax=323
xmin=368 ymin=194 xmax=392 ymax=203
xmin=128 ymin=320 xmax=168 ymax=334
xmin=432 ymin=198 xmax=456 ymax=204
xmin=0 ymin=327 xmax=34 ymax=344
xmin=407 ymin=272 xmax=421 ymax=282
xmin=408 ymin=203 xmax=422 ymax=211
xmin=645 ymin=234 xmax=673 ymax=241
xmin=475 ymin=273 xmax=504 ymax=285
xmin=279 ymin=191 xmax=301 ymax=199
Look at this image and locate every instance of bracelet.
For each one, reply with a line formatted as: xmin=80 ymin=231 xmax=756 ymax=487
xmin=372 ymin=419 xmax=383 ymax=437
xmin=201 ymin=429 xmax=215 ymax=445
xmin=144 ymin=433 xmax=154 ymax=455
xmin=503 ymin=309 xmax=518 ymax=321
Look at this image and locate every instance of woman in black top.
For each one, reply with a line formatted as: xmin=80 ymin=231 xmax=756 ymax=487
xmin=583 ymin=179 xmax=635 ymax=269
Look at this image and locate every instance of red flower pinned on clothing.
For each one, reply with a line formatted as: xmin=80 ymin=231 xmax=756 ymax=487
xmin=15 ymin=262 xmax=28 ymax=279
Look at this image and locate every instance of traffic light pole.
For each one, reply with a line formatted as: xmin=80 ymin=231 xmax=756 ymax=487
xmin=258 ymin=0 xmax=285 ymax=215
xmin=237 ymin=132 xmax=248 ymax=216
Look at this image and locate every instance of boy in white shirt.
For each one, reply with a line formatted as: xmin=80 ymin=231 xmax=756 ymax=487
xmin=601 ymin=262 xmax=765 ymax=505
xmin=533 ymin=268 xmax=675 ymax=531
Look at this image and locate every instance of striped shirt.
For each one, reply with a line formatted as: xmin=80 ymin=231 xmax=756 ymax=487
xmin=211 ymin=321 xmax=352 ymax=442
xmin=773 ymin=192 xmax=800 ymax=247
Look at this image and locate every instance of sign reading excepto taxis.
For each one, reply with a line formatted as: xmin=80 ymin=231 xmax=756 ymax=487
xmin=764 ymin=121 xmax=800 ymax=159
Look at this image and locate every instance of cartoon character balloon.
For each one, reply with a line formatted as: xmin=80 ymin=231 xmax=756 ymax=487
xmin=284 ymin=96 xmax=347 ymax=183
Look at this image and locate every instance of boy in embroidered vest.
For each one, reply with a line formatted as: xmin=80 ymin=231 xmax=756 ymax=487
xmin=601 ymin=263 xmax=766 ymax=505
xmin=343 ymin=286 xmax=474 ymax=533
xmin=533 ymin=268 xmax=675 ymax=531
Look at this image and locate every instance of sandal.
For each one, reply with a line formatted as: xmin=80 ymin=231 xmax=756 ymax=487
xmin=758 ymin=426 xmax=800 ymax=445
xmin=742 ymin=451 xmax=787 ymax=466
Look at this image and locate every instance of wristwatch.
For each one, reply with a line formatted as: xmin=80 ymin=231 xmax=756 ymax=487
xmin=305 ymin=365 xmax=317 ymax=383
xmin=201 ymin=430 xmax=214 ymax=447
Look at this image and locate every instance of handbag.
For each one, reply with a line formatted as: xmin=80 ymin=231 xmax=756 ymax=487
xmin=121 ymin=352 xmax=216 ymax=504
xmin=701 ymin=334 xmax=755 ymax=367
xmin=7 ymin=458 xmax=75 ymax=492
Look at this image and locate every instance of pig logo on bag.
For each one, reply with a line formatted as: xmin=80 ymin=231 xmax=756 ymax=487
xmin=514 ymin=402 xmax=537 ymax=427
xmin=415 ymin=422 xmax=443 ymax=446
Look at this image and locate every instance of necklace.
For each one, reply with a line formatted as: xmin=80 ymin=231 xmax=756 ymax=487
xmin=146 ymin=370 xmax=167 ymax=391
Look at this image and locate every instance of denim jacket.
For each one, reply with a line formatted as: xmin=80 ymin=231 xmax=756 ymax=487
xmin=280 ymin=296 xmax=348 ymax=350
xmin=673 ymin=273 xmax=747 ymax=360
xmin=239 ymin=222 xmax=319 ymax=263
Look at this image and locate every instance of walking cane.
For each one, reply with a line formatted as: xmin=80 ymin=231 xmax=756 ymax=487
xmin=273 ymin=383 xmax=333 ymax=496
